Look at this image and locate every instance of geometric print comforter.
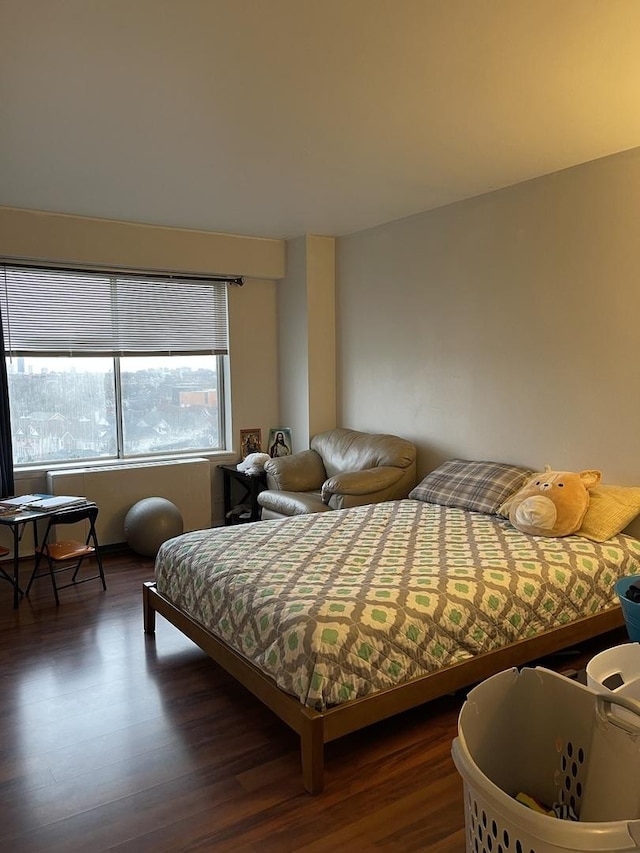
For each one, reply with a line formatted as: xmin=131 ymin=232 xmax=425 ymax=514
xmin=155 ymin=499 xmax=640 ymax=710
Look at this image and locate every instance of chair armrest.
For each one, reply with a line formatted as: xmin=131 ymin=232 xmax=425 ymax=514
xmin=258 ymin=489 xmax=329 ymax=517
xmin=321 ymin=466 xmax=404 ymax=501
xmin=264 ymin=449 xmax=326 ymax=492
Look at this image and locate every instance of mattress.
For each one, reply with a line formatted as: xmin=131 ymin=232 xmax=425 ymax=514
xmin=154 ymin=499 xmax=640 ymax=710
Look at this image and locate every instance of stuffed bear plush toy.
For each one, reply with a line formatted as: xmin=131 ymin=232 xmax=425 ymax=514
xmin=509 ymin=466 xmax=601 ymax=537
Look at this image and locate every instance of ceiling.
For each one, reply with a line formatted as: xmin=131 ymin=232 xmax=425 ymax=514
xmin=2 ymin=0 xmax=640 ymax=240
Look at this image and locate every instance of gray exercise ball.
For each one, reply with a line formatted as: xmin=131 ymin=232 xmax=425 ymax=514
xmin=124 ymin=497 xmax=184 ymax=558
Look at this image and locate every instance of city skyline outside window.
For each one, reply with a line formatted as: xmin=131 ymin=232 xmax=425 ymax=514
xmin=7 ymin=354 xmax=223 ymax=466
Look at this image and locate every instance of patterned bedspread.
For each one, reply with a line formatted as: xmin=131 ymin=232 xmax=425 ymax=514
xmin=154 ymin=500 xmax=640 ymax=710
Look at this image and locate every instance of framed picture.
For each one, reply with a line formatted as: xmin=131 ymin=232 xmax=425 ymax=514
xmin=267 ymin=427 xmax=292 ymax=458
xmin=240 ymin=428 xmax=263 ymax=459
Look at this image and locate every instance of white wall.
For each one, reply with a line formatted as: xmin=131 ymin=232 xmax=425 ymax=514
xmin=225 ymin=275 xmax=279 ymax=518
xmin=278 ymin=237 xmax=309 ymax=452
xmin=0 ymin=206 xmax=284 ymax=278
xmin=337 ymin=147 xmax=640 ymax=499
xmin=307 ymin=235 xmax=336 ymax=438
xmin=278 ymin=235 xmax=336 ymax=452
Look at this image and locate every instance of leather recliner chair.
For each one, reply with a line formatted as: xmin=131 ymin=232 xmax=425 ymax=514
xmin=257 ymin=427 xmax=417 ymax=520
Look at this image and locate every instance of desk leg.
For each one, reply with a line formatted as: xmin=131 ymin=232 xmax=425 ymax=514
xmin=12 ymin=524 xmax=20 ymax=609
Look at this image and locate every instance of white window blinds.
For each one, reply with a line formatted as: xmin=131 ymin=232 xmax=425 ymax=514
xmin=1 ymin=265 xmax=234 ymax=356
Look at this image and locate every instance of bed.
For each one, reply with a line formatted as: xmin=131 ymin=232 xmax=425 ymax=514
xmin=143 ymin=460 xmax=640 ymax=793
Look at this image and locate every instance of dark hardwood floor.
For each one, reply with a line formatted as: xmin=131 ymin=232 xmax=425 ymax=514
xmin=0 ymin=549 xmax=629 ymax=852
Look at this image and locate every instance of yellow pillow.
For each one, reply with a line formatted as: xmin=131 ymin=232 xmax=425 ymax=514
xmin=576 ymin=485 xmax=640 ymax=542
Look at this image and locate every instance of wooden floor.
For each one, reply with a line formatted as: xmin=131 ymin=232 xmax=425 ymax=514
xmin=0 ymin=549 xmax=629 ymax=852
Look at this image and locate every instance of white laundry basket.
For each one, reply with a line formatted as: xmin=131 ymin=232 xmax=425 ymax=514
xmin=451 ymin=667 xmax=640 ymax=852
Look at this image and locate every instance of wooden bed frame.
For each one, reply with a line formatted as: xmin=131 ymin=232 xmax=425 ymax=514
xmin=143 ymin=580 xmax=624 ymax=794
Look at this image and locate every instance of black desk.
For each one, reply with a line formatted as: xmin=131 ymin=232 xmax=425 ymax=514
xmin=0 ymin=501 xmax=95 ymax=608
xmin=0 ymin=508 xmax=56 ymax=608
xmin=219 ymin=464 xmax=267 ymax=525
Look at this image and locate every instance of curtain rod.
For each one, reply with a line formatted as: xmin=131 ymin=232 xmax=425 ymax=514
xmin=1 ymin=260 xmax=244 ymax=286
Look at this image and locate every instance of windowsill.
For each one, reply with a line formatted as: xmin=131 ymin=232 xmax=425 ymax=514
xmin=14 ymin=450 xmax=239 ymax=479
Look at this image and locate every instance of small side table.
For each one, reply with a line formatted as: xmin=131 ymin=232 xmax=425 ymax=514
xmin=219 ymin=464 xmax=267 ymax=525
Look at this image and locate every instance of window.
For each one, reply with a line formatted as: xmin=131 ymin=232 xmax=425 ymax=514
xmin=1 ymin=265 xmax=238 ymax=467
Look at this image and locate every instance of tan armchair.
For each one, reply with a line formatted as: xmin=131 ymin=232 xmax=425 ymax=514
xmin=257 ymin=428 xmax=417 ymax=520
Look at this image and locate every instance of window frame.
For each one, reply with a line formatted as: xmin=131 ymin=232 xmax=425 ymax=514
xmin=2 ymin=262 xmax=237 ymax=470
xmin=6 ymin=351 xmax=228 ymax=470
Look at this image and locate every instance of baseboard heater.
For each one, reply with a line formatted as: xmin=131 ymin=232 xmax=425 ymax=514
xmin=47 ymin=458 xmax=212 ymax=546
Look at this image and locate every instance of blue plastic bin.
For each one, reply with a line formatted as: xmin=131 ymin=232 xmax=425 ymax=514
xmin=615 ymin=575 xmax=640 ymax=642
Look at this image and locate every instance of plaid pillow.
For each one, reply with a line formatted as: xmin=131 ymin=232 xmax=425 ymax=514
xmin=409 ymin=459 xmax=533 ymax=515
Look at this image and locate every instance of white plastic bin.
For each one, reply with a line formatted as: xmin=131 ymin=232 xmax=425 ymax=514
xmin=451 ymin=667 xmax=640 ymax=852
xmin=586 ymin=643 xmax=640 ymax=700
xmin=586 ymin=643 xmax=640 ymax=727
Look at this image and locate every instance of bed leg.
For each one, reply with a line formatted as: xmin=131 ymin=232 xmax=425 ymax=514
xmin=300 ymin=712 xmax=325 ymax=794
xmin=143 ymin=581 xmax=156 ymax=635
